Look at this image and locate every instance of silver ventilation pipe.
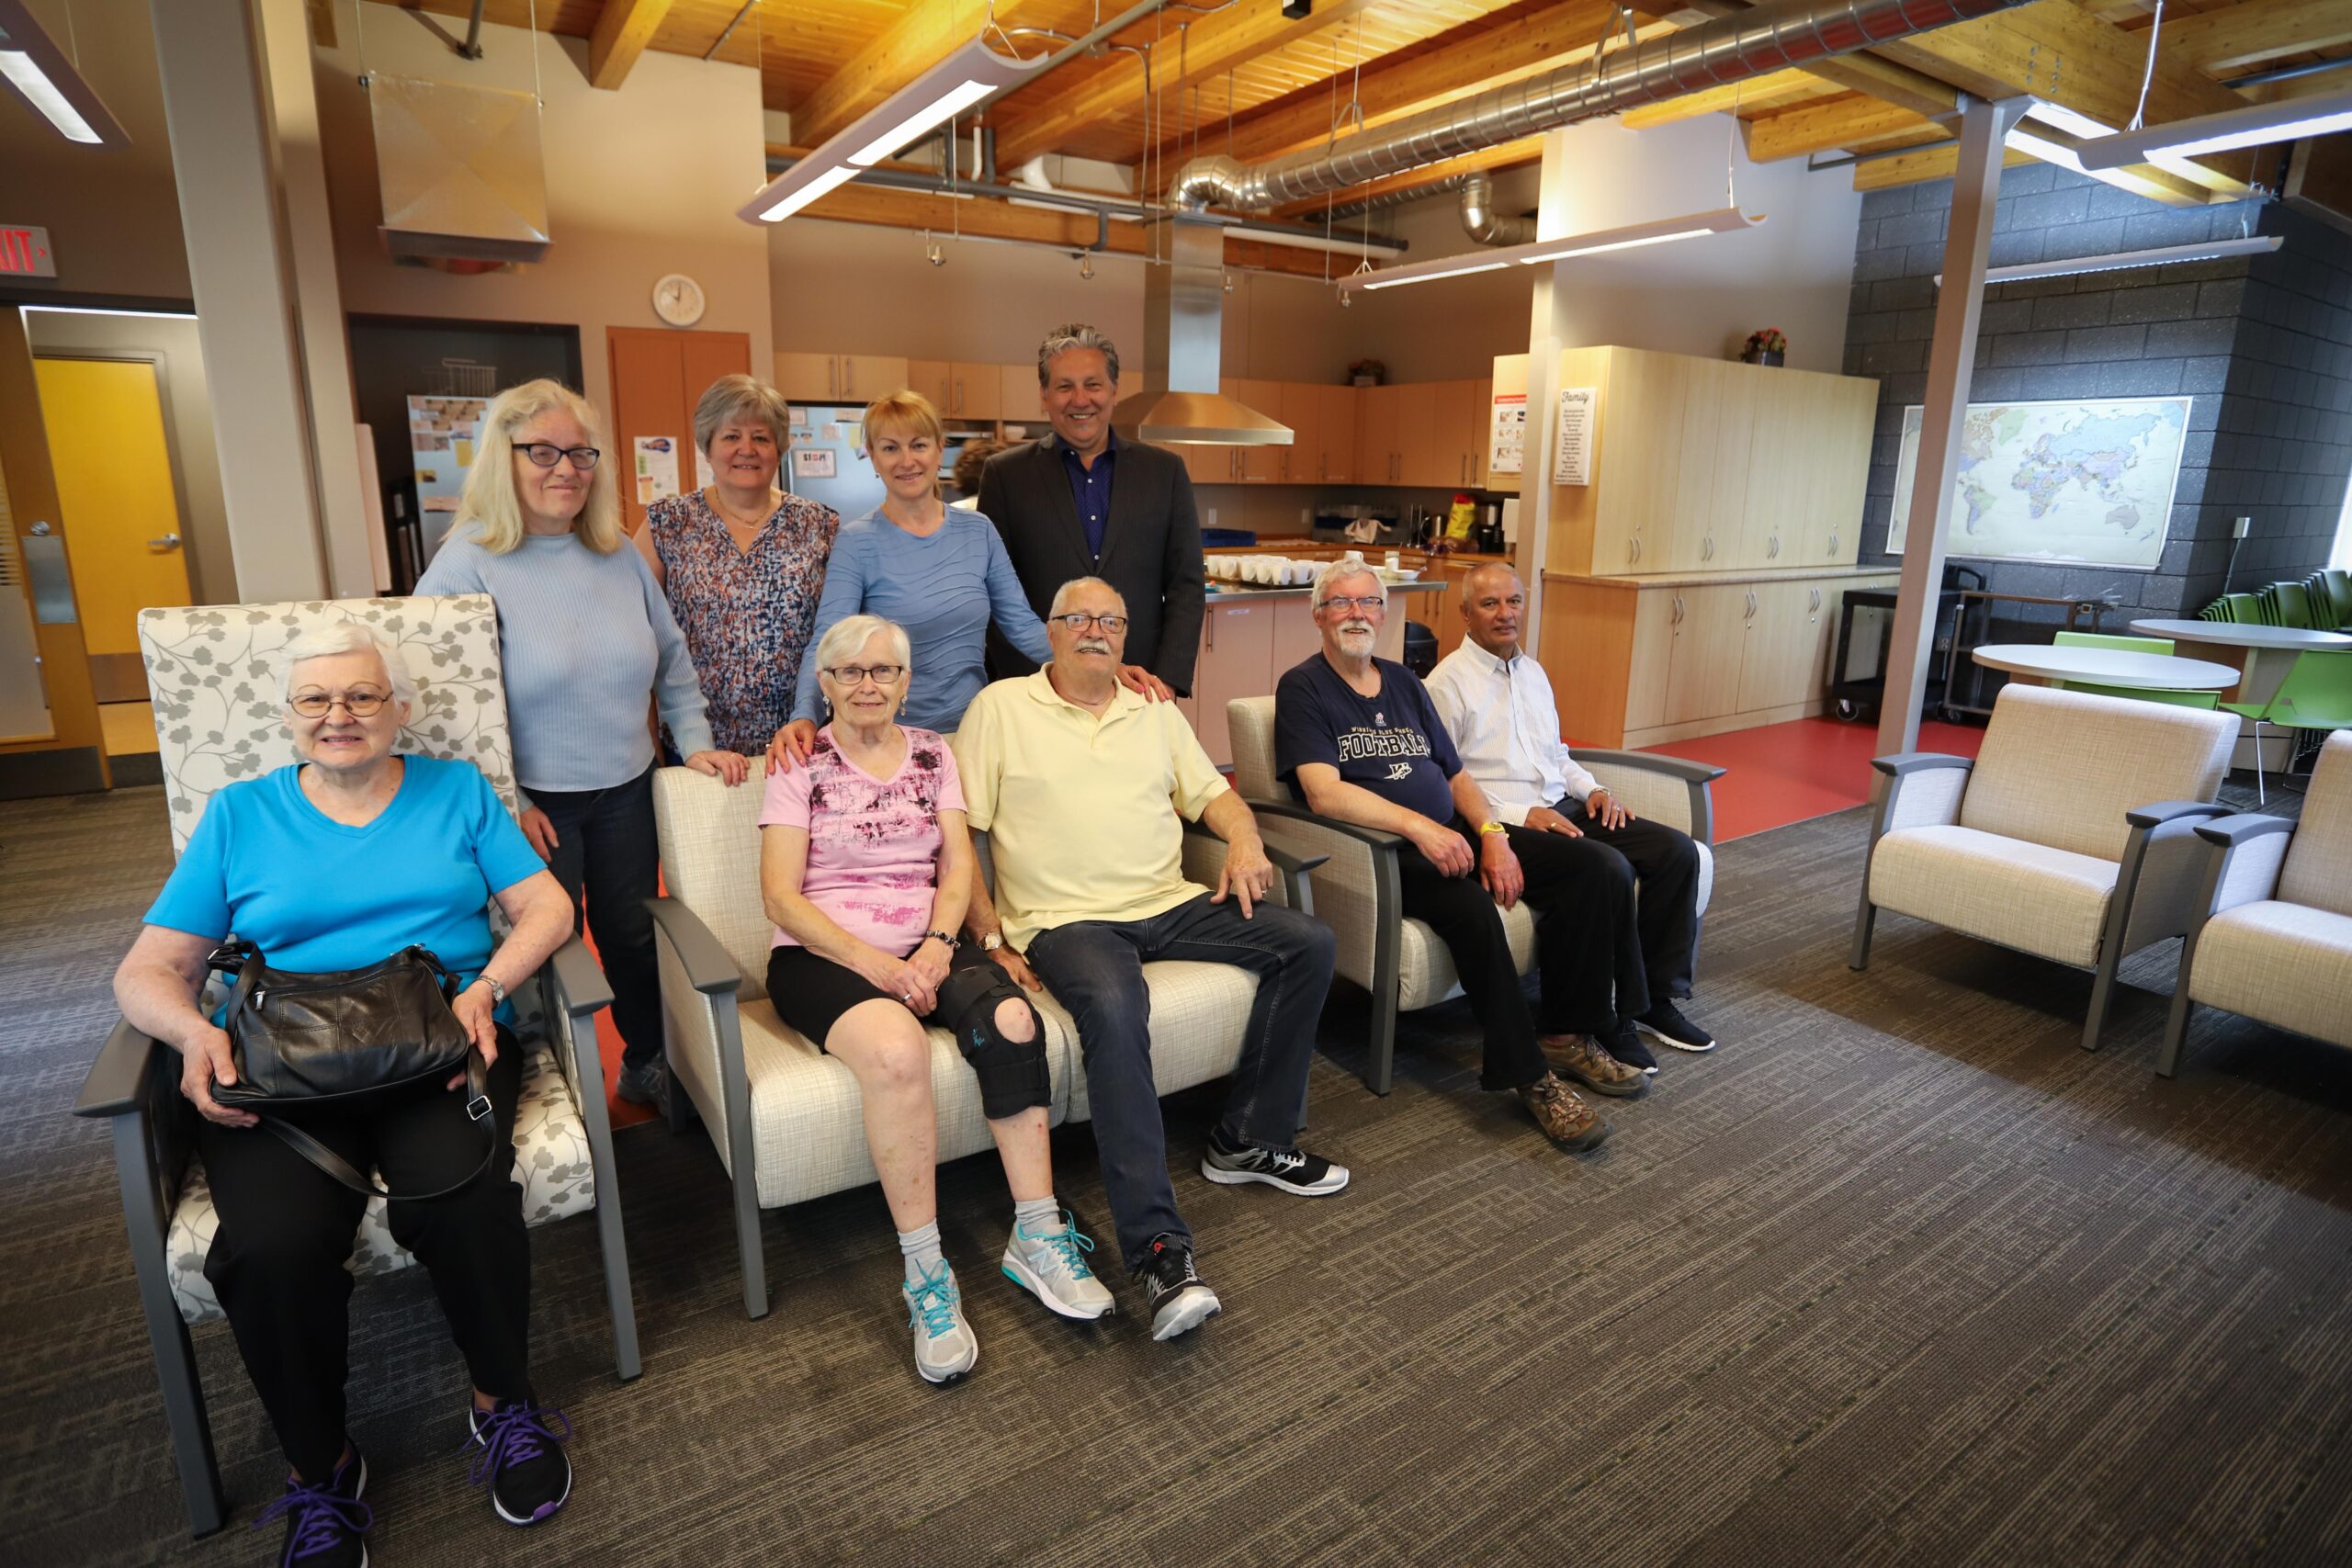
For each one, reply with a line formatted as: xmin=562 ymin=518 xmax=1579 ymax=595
xmin=1461 ymin=172 xmax=1535 ymax=245
xmin=1327 ymin=174 xmax=1471 ymax=222
xmin=1168 ymin=0 xmax=2033 ymax=212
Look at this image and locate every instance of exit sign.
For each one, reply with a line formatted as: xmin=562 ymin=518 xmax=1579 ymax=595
xmin=0 ymin=227 xmax=57 ymax=278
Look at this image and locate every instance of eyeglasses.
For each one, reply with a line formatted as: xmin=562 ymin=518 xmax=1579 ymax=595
xmin=515 ymin=442 xmax=602 ymax=470
xmin=1052 ymin=613 xmax=1129 ymax=634
xmin=825 ymin=663 xmax=905 ymax=686
xmin=290 ymin=688 xmax=390 ymax=718
xmin=1321 ymin=595 xmax=1387 ymax=614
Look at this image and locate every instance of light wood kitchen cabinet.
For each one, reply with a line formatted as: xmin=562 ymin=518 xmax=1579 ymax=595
xmin=1661 ymin=361 xmax=1755 ymax=572
xmin=1317 ymin=384 xmax=1358 ymax=482
xmin=1433 ymin=378 xmax=1490 ymax=491
xmin=1192 ymin=597 xmax=1277 ymax=767
xmin=1736 ymin=580 xmax=1822 ymax=714
xmin=1275 ymin=382 xmax=1318 ymax=484
xmin=1354 ymin=384 xmax=1401 ymax=485
xmin=772 ymin=351 xmax=836 ymax=400
xmin=1664 ymin=582 xmax=1748 ymax=727
xmin=908 ymin=359 xmax=1006 ymax=420
xmin=1232 ymin=379 xmax=1283 ymax=483
xmin=1395 ymin=382 xmax=1441 ymax=487
xmin=772 ymin=351 xmax=910 ymax=403
xmin=999 ymin=362 xmax=1039 ymax=423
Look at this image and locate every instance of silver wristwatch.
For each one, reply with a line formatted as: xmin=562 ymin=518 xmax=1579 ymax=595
xmin=979 ymin=931 xmax=1005 ymax=953
xmin=476 ymin=973 xmax=506 ymax=1005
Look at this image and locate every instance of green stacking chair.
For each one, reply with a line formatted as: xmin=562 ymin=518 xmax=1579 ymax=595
xmin=2198 ymin=600 xmax=2227 ymax=621
xmin=2049 ymin=631 xmax=2222 ymax=710
xmin=2223 ymin=649 xmax=2352 ymax=802
xmin=2267 ymin=581 xmax=2318 ymax=629
xmin=2321 ymin=569 xmax=2352 ymax=628
xmin=2221 ymin=592 xmax=2265 ymax=624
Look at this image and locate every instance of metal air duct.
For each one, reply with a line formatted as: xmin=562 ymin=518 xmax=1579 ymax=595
xmin=1461 ymin=172 xmax=1535 ymax=245
xmin=1168 ymin=0 xmax=2033 ymax=212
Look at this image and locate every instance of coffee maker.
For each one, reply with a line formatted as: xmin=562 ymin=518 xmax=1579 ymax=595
xmin=1473 ymin=497 xmax=1506 ymax=554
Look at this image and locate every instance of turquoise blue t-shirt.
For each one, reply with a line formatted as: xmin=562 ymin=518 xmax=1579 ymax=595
xmin=145 ymin=757 xmax=547 ymax=1000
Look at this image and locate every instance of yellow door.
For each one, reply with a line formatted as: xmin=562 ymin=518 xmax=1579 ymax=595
xmin=33 ymin=356 xmax=190 ymax=699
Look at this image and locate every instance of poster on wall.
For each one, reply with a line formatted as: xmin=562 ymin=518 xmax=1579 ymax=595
xmin=793 ymin=447 xmax=837 ymax=479
xmin=1488 ymin=392 xmax=1526 ymax=476
xmin=694 ymin=446 xmax=715 ymax=491
xmin=407 ymin=394 xmax=489 ymax=560
xmin=1887 ymin=395 xmax=2190 ymax=570
xmin=634 ymin=435 xmax=682 ymax=505
xmin=1555 ymin=387 xmax=1596 ymax=486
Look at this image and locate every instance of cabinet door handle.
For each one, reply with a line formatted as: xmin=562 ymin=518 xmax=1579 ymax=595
xmin=1769 ymin=533 xmax=1779 ymax=558
xmin=827 ymin=357 xmax=836 ymax=399
xmin=1673 ymin=594 xmax=1684 ymax=626
xmin=954 ymin=378 xmax=964 ymax=413
xmin=1827 ymin=530 xmax=1838 ymax=555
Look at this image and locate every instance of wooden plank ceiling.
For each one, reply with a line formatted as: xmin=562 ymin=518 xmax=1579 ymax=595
xmin=394 ymin=0 xmax=2352 ymax=234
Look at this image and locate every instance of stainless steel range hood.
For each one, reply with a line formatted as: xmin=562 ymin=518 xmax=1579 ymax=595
xmin=1112 ymin=216 xmax=1290 ymax=448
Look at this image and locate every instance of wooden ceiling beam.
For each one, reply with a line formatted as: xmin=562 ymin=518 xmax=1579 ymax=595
xmin=791 ymin=0 xmax=1057 ymax=151
xmin=1268 ymin=135 xmax=1546 ymax=220
xmin=587 ymin=0 xmax=673 ymax=92
xmin=1852 ymin=142 xmax=2035 ymax=192
xmin=1617 ymin=68 xmax=1844 ymax=129
xmin=1743 ymin=93 xmax=1944 ymax=160
xmin=2154 ymin=0 xmax=2352 ymax=76
xmin=993 ymin=0 xmax=1385 ymax=170
xmin=1800 ymin=51 xmax=1962 ymax=118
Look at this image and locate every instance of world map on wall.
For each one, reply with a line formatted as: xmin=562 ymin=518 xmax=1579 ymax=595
xmin=1888 ymin=395 xmax=2191 ymax=570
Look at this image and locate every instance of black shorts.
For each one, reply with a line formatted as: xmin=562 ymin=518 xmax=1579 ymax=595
xmin=765 ymin=942 xmax=1020 ymax=1050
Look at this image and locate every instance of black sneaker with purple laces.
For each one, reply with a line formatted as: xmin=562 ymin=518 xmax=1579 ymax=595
xmin=254 ymin=1441 xmax=369 ymax=1567
xmin=465 ymin=1395 xmax=573 ymax=1527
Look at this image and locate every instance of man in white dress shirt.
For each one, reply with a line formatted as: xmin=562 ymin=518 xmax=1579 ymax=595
xmin=1425 ymin=564 xmax=1713 ymax=1072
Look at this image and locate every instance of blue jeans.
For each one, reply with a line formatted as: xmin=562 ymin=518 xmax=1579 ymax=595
xmin=1026 ymin=892 xmax=1336 ymax=1272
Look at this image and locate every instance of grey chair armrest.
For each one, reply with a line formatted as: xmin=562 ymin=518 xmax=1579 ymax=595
xmin=547 ymin=934 xmax=614 ymax=1017
xmin=646 ymin=897 xmax=744 ymax=996
xmin=2126 ymin=800 xmax=2229 ymax=829
xmin=2194 ymin=813 xmax=2298 ymax=849
xmin=1571 ymin=749 xmax=1726 ymax=785
xmin=1871 ymin=752 xmax=1974 ymax=777
xmin=1246 ymin=796 xmax=1407 ymax=851
xmin=75 ymin=1017 xmax=171 ymax=1120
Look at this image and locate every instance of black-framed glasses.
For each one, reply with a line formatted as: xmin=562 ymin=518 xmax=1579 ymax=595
xmin=1052 ymin=613 xmax=1129 ymax=634
xmin=515 ymin=442 xmax=601 ymax=470
xmin=826 ymin=663 xmax=906 ymax=686
xmin=1321 ymin=595 xmax=1387 ymax=614
xmin=290 ymin=688 xmax=390 ymax=718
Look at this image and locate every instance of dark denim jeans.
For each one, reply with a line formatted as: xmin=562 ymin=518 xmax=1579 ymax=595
xmin=531 ymin=765 xmax=662 ymax=1073
xmin=1026 ymin=891 xmax=1336 ymax=1272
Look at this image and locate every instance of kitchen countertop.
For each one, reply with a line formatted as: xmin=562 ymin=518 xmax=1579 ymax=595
xmin=1544 ymin=565 xmax=1899 ymax=589
xmin=1204 ymin=579 xmax=1444 ymax=599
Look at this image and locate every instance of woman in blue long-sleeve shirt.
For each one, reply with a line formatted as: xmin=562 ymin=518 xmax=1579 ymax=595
xmin=773 ymin=390 xmax=1164 ymax=768
xmin=417 ymin=378 xmax=751 ymax=1108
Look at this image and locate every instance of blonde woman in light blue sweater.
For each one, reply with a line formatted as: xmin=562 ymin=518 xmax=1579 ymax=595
xmin=417 ymin=378 xmax=751 ymax=1107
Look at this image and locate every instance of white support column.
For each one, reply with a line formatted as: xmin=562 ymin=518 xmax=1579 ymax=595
xmin=1875 ymin=96 xmax=2027 ymax=761
xmin=1517 ymin=128 xmax=1576 ymax=654
xmin=147 ymin=0 xmax=334 ymax=603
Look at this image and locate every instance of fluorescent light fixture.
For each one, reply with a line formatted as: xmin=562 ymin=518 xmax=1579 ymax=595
xmin=22 ymin=304 xmax=198 ymax=319
xmin=739 ymin=38 xmax=1046 ymax=224
xmin=2077 ymin=86 xmax=2352 ymax=171
xmin=0 ymin=0 xmax=127 ymax=146
xmin=1349 ymin=207 xmax=1759 ymax=291
xmin=1935 ymin=234 xmax=2281 ymax=287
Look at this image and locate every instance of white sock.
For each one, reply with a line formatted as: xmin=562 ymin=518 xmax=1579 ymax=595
xmin=1012 ymin=1196 xmax=1059 ymax=1239
xmin=898 ymin=1220 xmax=944 ymax=1284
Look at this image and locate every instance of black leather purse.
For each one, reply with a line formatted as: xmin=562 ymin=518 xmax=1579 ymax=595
xmin=206 ymin=940 xmax=496 ymax=1201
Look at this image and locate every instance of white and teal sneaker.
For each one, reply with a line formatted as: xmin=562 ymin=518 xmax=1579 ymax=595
xmin=903 ymin=1258 xmax=978 ymax=1385
xmin=1001 ymin=1211 xmax=1116 ymax=1321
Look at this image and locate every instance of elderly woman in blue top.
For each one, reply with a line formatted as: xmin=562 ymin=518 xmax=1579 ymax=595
xmin=416 ymin=378 xmax=751 ymax=1109
xmin=112 ymin=622 xmax=581 ymax=1566
xmin=770 ymin=389 xmax=1166 ymax=766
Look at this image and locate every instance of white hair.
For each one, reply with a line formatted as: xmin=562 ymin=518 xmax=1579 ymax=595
xmin=1311 ymin=556 xmax=1385 ymax=611
xmin=813 ymin=614 xmax=911 ymax=675
xmin=280 ymin=621 xmax=417 ymax=706
xmin=1048 ymin=576 xmax=1126 ymax=619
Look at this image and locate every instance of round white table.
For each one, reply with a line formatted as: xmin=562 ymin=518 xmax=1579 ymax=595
xmin=1970 ymin=643 xmax=2238 ymax=690
xmin=2129 ymin=618 xmax=2352 ymax=706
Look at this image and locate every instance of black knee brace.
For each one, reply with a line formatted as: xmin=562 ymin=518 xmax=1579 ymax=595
xmin=938 ymin=964 xmax=1049 ymax=1119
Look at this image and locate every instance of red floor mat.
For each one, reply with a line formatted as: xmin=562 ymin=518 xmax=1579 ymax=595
xmin=1638 ymin=715 xmax=1985 ymax=841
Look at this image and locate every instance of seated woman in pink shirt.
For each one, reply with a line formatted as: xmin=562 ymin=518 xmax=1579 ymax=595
xmin=758 ymin=613 xmax=1113 ymax=1384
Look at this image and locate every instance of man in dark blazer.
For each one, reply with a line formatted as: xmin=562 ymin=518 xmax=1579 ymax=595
xmin=978 ymin=324 xmax=1206 ymax=694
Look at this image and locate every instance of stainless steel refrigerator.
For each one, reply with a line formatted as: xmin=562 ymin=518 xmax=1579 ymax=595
xmin=784 ymin=405 xmax=994 ymax=517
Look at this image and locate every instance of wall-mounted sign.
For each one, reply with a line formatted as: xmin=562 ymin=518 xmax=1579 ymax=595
xmin=1488 ymin=392 xmax=1526 ymax=476
xmin=1555 ymin=387 xmax=1596 ymax=487
xmin=0 ymin=226 xmax=57 ymax=278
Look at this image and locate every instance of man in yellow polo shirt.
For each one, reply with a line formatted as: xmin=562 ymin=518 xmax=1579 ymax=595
xmin=955 ymin=577 xmax=1345 ymax=1343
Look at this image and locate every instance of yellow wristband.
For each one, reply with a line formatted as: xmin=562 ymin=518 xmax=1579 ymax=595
xmin=1477 ymin=820 xmax=1509 ymax=836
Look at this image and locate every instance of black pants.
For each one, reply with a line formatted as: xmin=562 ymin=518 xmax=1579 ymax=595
xmin=532 ymin=766 xmax=662 ymax=1073
xmin=194 ymin=1035 xmax=529 ymax=1481
xmin=1553 ymin=797 xmax=1704 ymax=1000
xmin=1396 ymin=818 xmax=1647 ymax=1091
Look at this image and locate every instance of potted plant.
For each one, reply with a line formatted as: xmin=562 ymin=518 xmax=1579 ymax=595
xmin=1349 ymin=358 xmax=1385 ymax=387
xmin=1741 ymin=328 xmax=1787 ymax=367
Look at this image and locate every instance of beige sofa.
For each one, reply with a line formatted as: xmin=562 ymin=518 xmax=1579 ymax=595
xmin=1225 ymin=694 xmax=1722 ymax=1094
xmin=2159 ymin=731 xmax=2352 ymax=1076
xmin=644 ymin=767 xmax=1317 ymax=1319
xmin=1851 ymin=682 xmax=2238 ymax=1049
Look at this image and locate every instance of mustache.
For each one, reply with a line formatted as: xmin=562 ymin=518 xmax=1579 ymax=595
xmin=1338 ymin=621 xmax=1375 ymax=636
xmin=1074 ymin=637 xmax=1113 ymax=654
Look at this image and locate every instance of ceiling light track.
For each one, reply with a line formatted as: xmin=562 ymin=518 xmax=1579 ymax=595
xmin=1345 ymin=207 xmax=1761 ymax=294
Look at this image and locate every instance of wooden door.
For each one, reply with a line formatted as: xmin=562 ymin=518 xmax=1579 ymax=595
xmin=614 ymin=329 xmax=751 ymax=534
xmin=1798 ymin=374 xmax=1874 ymax=565
xmin=1234 ymin=379 xmax=1283 ymax=483
xmin=953 ymin=362 xmax=1001 ymax=420
xmin=773 ymin=350 xmax=834 ymax=400
xmin=1737 ymin=580 xmax=1818 ymax=713
xmin=0 ymin=307 xmax=103 ymax=775
xmin=1625 ymin=586 xmax=1678 ymax=731
xmin=1665 ymin=582 xmax=1747 ymax=725
xmin=1192 ymin=597 xmax=1276 ymax=767
xmin=908 ymin=358 xmax=954 ymax=412
xmin=1596 ymin=351 xmax=1686 ymax=574
xmin=34 ymin=356 xmax=191 ymax=703
xmin=1668 ymin=360 xmax=1753 ymax=571
xmin=1320 ymin=385 xmax=1357 ymax=483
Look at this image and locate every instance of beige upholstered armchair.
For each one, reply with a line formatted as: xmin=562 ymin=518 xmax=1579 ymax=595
xmin=73 ymin=597 xmax=636 ymax=1540
xmin=1225 ymin=695 xmax=1723 ymax=1095
xmin=644 ymin=767 xmax=1321 ymax=1320
xmin=1851 ymin=682 xmax=2239 ymax=1050
xmin=2159 ymin=731 xmax=2352 ymax=1077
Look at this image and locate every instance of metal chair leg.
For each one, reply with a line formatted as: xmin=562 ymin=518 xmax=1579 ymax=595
xmin=2253 ymin=718 xmax=2267 ymax=805
xmin=114 ymin=1119 xmax=227 ymax=1537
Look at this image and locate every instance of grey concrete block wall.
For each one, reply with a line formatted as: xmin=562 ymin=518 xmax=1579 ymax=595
xmin=1840 ymin=166 xmax=2352 ymax=637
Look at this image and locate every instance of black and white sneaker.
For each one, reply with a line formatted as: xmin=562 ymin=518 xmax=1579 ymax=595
xmin=254 ymin=1441 xmax=369 ymax=1568
xmin=1605 ymin=1018 xmax=1660 ymax=1075
xmin=614 ymin=1057 xmax=666 ymax=1107
xmin=1634 ymin=999 xmax=1716 ymax=1054
xmin=465 ymin=1396 xmax=573 ymax=1527
xmin=1137 ymin=1235 xmax=1222 ymax=1342
xmin=1200 ymin=1127 xmax=1351 ymax=1196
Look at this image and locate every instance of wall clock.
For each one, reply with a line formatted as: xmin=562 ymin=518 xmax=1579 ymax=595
xmin=653 ymin=274 xmax=706 ymax=327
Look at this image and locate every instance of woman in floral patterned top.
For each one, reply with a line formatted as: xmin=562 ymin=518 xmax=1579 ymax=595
xmin=633 ymin=374 xmax=838 ymax=756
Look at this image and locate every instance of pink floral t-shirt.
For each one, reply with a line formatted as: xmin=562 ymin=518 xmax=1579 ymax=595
xmin=758 ymin=725 xmax=966 ymax=958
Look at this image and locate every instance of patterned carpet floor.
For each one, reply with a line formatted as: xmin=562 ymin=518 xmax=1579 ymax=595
xmin=5 ymin=781 xmax=2348 ymax=1567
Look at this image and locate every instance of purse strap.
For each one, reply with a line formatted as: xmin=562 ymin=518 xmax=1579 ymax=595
xmin=256 ymin=1049 xmax=500 ymax=1201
